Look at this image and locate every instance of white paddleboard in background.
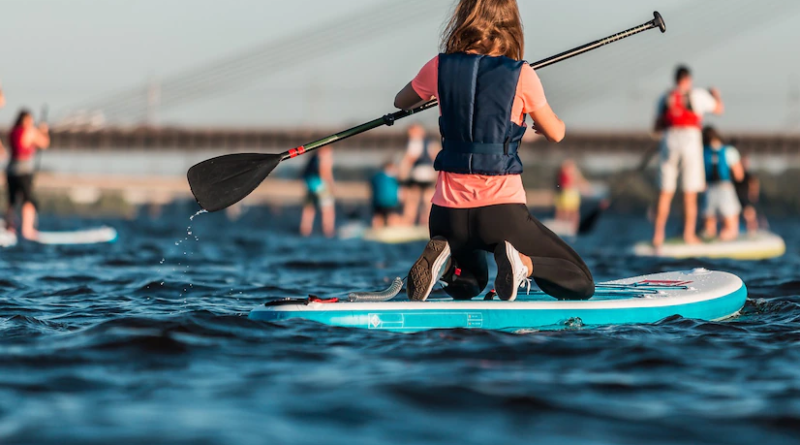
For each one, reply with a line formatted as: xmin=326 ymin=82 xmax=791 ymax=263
xmin=36 ymin=226 xmax=118 ymax=245
xmin=362 ymin=225 xmax=429 ymax=244
xmin=633 ymin=230 xmax=785 ymax=260
xmin=338 ymin=222 xmax=429 ymax=244
xmin=0 ymin=226 xmax=118 ymax=247
xmin=541 ymin=218 xmax=578 ymax=238
xmin=0 ymin=230 xmax=17 ymax=247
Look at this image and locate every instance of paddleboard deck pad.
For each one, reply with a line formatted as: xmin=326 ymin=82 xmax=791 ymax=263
xmin=249 ymin=269 xmax=746 ymax=332
xmin=633 ymin=230 xmax=785 ymax=260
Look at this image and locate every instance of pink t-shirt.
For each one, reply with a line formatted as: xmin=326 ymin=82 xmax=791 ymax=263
xmin=411 ymin=54 xmax=548 ymax=208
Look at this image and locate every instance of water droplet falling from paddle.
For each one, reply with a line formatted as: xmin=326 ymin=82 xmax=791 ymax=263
xmin=157 ymin=211 xmax=207 ymax=301
xmin=189 ymin=210 xmax=207 ymax=221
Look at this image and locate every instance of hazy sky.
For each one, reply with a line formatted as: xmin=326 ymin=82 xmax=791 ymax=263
xmin=1 ymin=0 xmax=799 ymax=132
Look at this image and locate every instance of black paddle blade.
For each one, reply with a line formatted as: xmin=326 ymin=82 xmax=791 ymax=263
xmin=187 ymin=153 xmax=282 ymax=212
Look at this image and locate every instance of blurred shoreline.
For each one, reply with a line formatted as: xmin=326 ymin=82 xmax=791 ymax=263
xmin=3 ymin=126 xmax=800 ymax=216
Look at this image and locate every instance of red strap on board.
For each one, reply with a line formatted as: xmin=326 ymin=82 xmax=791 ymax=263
xmin=308 ymin=296 xmax=339 ymax=304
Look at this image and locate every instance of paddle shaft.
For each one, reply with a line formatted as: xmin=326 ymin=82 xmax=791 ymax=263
xmin=34 ymin=104 xmax=49 ymax=173
xmin=280 ymin=12 xmax=666 ymax=162
xmin=576 ymin=144 xmax=659 ymax=235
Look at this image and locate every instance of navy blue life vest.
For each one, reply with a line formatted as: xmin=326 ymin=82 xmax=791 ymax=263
xmin=434 ymin=53 xmax=527 ymax=176
xmin=412 ymin=139 xmax=434 ymax=168
xmin=704 ymin=145 xmax=732 ymax=183
xmin=302 ymin=153 xmax=320 ymax=179
xmin=302 ymin=153 xmax=325 ymax=192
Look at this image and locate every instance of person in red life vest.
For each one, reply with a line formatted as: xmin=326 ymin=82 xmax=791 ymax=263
xmin=652 ymin=65 xmax=724 ymax=247
xmin=393 ymin=0 xmax=593 ymax=302
xmin=6 ymin=109 xmax=50 ymax=240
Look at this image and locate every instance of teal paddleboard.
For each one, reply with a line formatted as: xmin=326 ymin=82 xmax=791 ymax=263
xmin=249 ymin=269 xmax=746 ymax=332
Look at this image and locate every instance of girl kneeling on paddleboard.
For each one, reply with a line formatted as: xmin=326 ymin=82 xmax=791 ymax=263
xmin=394 ymin=0 xmax=594 ymax=301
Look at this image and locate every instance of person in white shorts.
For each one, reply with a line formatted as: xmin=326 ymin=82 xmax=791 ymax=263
xmin=702 ymin=126 xmax=744 ymax=241
xmin=653 ymin=66 xmax=724 ymax=247
xmin=399 ymin=124 xmax=439 ymax=226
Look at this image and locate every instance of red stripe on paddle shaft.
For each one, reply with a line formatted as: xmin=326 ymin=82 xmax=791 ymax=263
xmin=288 ymin=146 xmax=306 ymax=158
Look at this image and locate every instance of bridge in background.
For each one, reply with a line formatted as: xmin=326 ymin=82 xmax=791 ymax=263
xmin=1 ymin=127 xmax=800 ymax=213
xmin=3 ymin=127 xmax=800 ymax=157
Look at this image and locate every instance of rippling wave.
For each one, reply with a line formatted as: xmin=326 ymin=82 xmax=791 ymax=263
xmin=0 ymin=206 xmax=799 ymax=444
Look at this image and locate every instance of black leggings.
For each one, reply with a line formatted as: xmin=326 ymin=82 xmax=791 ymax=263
xmin=7 ymin=173 xmax=37 ymax=208
xmin=430 ymin=204 xmax=594 ymax=300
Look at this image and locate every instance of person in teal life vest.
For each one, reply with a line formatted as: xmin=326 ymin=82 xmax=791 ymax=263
xmin=653 ymin=66 xmax=724 ymax=247
xmin=399 ymin=124 xmax=438 ymax=226
xmin=6 ymin=109 xmax=50 ymax=240
xmin=299 ymin=145 xmax=335 ymax=238
xmin=370 ymin=161 xmax=402 ymax=229
xmin=702 ymin=126 xmax=744 ymax=241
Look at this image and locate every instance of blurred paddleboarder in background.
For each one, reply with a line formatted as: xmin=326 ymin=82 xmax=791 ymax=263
xmin=6 ymin=109 xmax=50 ymax=240
xmin=399 ymin=124 xmax=438 ymax=226
xmin=299 ymin=145 xmax=336 ymax=238
xmin=370 ymin=161 xmax=403 ymax=229
xmin=554 ymin=159 xmax=592 ymax=231
xmin=652 ymin=65 xmax=724 ymax=247
xmin=701 ymin=126 xmax=744 ymax=241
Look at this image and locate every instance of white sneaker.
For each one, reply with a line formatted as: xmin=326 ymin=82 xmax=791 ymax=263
xmin=407 ymin=237 xmax=451 ymax=301
xmin=493 ymin=241 xmax=530 ymax=301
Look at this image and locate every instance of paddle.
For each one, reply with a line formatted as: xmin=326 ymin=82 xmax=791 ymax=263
xmin=188 ymin=12 xmax=667 ymax=212
xmin=34 ymin=104 xmax=48 ymax=172
xmin=577 ymin=144 xmax=659 ymax=235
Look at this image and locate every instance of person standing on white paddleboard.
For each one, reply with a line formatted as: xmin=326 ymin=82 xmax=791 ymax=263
xmin=394 ymin=0 xmax=594 ymax=302
xmin=652 ymin=65 xmax=724 ymax=247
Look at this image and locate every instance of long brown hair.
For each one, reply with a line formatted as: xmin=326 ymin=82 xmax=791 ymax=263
xmin=13 ymin=109 xmax=31 ymax=129
xmin=442 ymin=0 xmax=525 ymax=60
xmin=703 ymin=125 xmax=724 ymax=147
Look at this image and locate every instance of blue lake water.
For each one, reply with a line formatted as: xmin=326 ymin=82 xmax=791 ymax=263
xmin=1 ymin=204 xmax=798 ymax=445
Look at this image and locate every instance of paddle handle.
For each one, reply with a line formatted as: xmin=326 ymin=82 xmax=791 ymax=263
xmin=280 ymin=11 xmax=666 ymax=161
